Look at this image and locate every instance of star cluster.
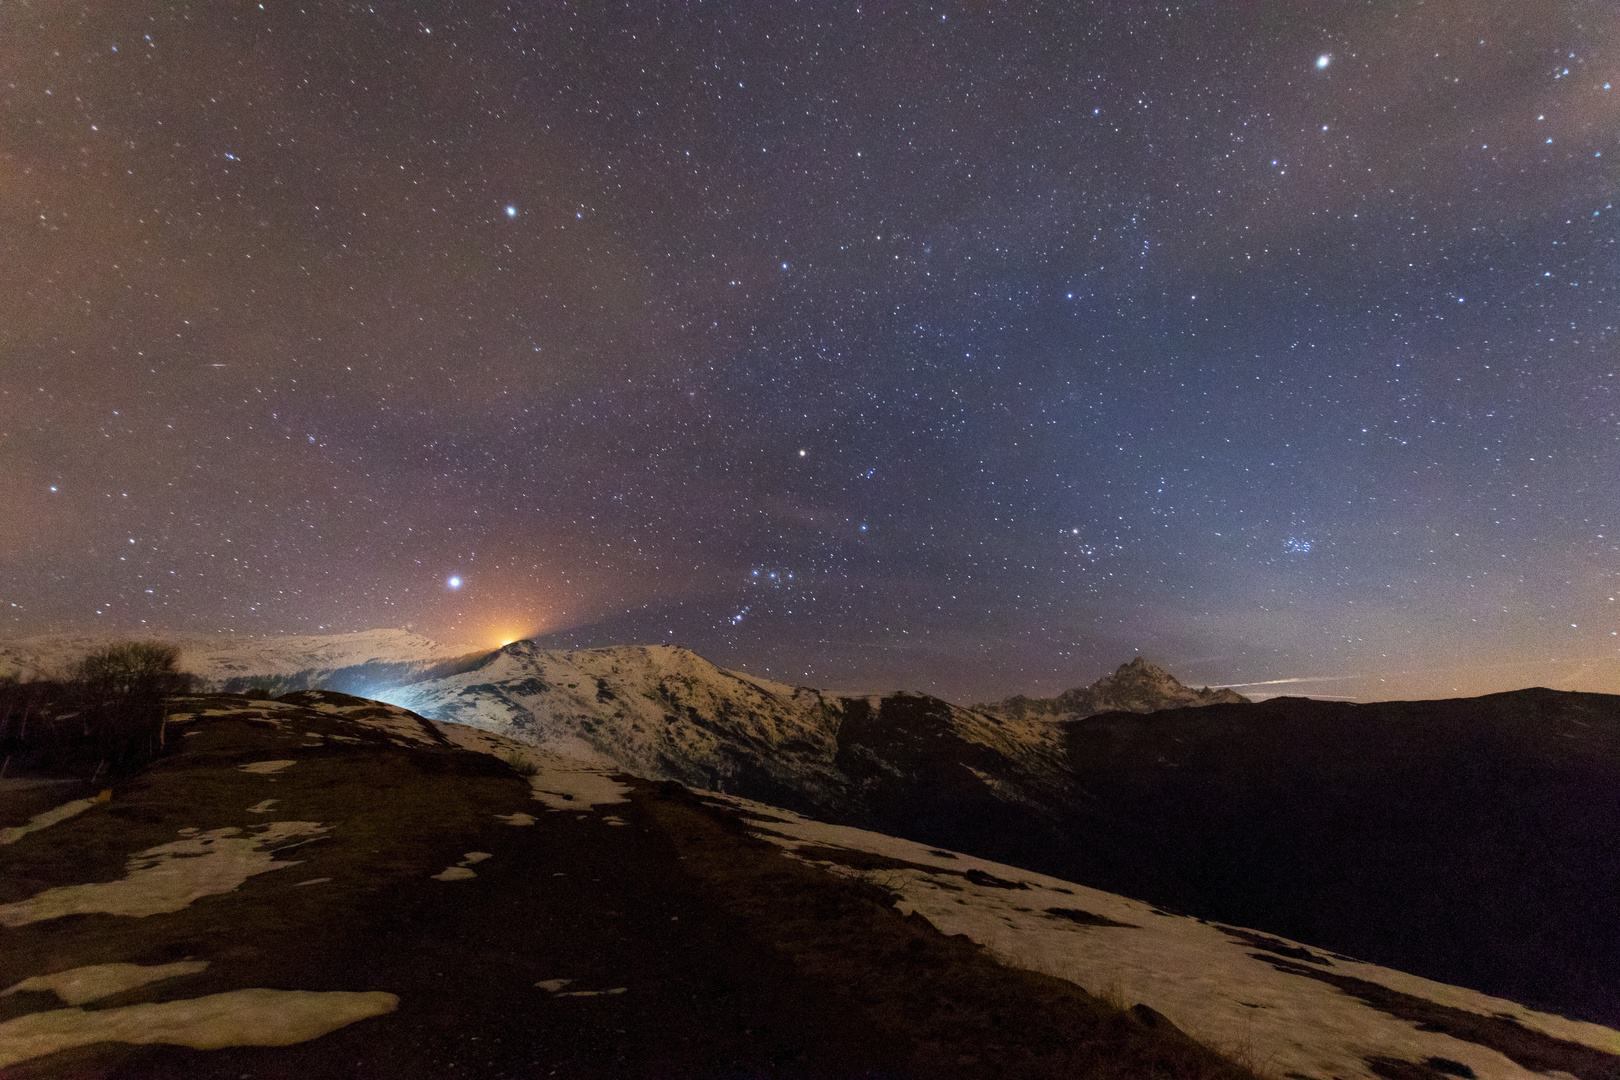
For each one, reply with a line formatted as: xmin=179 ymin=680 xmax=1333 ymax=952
xmin=2 ymin=3 xmax=1617 ymax=701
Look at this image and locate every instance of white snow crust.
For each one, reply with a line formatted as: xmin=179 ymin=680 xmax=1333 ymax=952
xmin=0 ymin=821 xmax=328 ymax=926
xmin=708 ymin=792 xmax=1620 ymax=1080
xmin=432 ymin=718 xmax=631 ymax=810
xmin=0 ymin=790 xmax=108 ymax=845
xmin=0 ymin=961 xmax=210 ymax=1006
xmin=0 ymin=988 xmax=397 ymax=1068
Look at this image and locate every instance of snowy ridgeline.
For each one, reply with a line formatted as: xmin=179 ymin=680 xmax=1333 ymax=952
xmin=0 ymin=629 xmax=488 ymax=695
xmin=379 ymin=640 xmax=1078 ymax=796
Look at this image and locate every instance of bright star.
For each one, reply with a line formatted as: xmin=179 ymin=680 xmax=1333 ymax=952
xmin=1316 ymin=54 xmax=1331 ymax=69
xmin=446 ymin=575 xmax=463 ymax=589
xmin=505 ymin=205 xmax=517 ymax=217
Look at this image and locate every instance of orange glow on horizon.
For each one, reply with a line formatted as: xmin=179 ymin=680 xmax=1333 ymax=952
xmin=487 ymin=621 xmax=542 ymax=650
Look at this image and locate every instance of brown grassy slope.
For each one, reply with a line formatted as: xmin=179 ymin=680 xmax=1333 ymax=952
xmin=0 ymin=694 xmax=1259 ymax=1080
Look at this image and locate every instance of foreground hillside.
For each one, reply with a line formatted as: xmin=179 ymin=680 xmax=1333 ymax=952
xmin=4 ymin=693 xmax=1616 ymax=1079
xmin=0 ymin=691 xmax=1255 ymax=1079
xmin=385 ymin=644 xmax=1620 ymax=1027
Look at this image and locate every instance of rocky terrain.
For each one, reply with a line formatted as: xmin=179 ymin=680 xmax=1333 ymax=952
xmin=378 ymin=644 xmax=1241 ymax=821
xmin=4 ymin=691 xmax=1616 ymax=1078
xmin=976 ymin=655 xmax=1249 ymax=720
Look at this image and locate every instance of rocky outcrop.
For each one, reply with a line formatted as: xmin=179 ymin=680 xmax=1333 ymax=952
xmin=378 ymin=643 xmax=1070 ymax=830
xmin=978 ymin=657 xmax=1248 ymax=721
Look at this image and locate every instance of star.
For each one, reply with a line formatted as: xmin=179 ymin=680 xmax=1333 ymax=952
xmin=446 ymin=576 xmax=463 ymax=590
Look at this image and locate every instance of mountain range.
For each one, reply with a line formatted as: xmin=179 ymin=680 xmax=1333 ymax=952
xmin=0 ymin=629 xmax=486 ymax=697
xmin=378 ymin=641 xmax=1620 ymax=1027
xmin=5 ymin=630 xmax=1617 ymax=1028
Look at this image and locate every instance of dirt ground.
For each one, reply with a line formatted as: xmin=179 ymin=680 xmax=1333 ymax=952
xmin=0 ymin=694 xmax=1255 ymax=1079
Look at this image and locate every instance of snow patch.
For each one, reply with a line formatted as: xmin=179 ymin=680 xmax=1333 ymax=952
xmin=1 ymin=961 xmax=209 ymax=1006
xmin=433 ymin=851 xmax=491 ymax=880
xmin=0 ymin=789 xmax=109 ymax=845
xmin=0 ymin=821 xmax=328 ymax=926
xmin=527 ymin=767 xmax=631 ymax=812
xmin=301 ymin=699 xmax=441 ymax=745
xmin=0 ymin=988 xmax=398 ymax=1068
xmin=238 ymin=760 xmax=296 ymax=775
xmin=495 ymin=812 xmax=536 ymax=826
xmin=432 ymin=719 xmax=630 ymax=810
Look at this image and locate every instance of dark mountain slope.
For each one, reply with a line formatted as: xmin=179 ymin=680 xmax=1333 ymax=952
xmin=0 ymin=692 xmax=1255 ymax=1080
xmin=1038 ymin=689 xmax=1620 ymax=1026
xmin=388 ymin=645 xmax=1620 ymax=1026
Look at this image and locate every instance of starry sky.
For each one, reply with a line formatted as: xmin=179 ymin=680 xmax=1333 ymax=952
xmin=3 ymin=2 xmax=1617 ymax=703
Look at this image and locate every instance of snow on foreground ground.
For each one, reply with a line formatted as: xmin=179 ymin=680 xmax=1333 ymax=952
xmin=2 ymin=691 xmax=1264 ymax=1078
xmin=697 ymin=789 xmax=1620 ymax=1080
xmin=427 ymin=717 xmax=1620 ymax=1080
xmin=1 ymin=692 xmax=1615 ymax=1079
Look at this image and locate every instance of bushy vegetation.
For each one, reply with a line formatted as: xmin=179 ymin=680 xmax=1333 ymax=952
xmin=502 ymin=750 xmax=540 ymax=777
xmin=0 ymin=641 xmax=195 ymax=780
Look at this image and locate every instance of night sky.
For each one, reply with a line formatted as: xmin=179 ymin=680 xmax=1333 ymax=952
xmin=3 ymin=2 xmax=1617 ymax=702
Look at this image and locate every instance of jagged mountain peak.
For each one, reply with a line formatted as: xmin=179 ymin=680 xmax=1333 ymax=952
xmin=978 ymin=657 xmax=1248 ymax=721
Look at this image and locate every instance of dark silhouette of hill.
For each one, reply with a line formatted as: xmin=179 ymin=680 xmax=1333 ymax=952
xmin=680 ymin=685 xmax=1620 ymax=1027
xmin=986 ymin=689 xmax=1620 ymax=1026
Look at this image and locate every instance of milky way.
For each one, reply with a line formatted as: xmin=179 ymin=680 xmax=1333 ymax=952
xmin=3 ymin=3 xmax=1617 ymax=701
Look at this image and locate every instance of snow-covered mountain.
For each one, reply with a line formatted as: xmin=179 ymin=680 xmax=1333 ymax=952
xmin=386 ymin=641 xmax=1620 ymax=1026
xmin=380 ymin=641 xmax=1064 ymax=815
xmin=976 ymin=656 xmax=1249 ymax=720
xmin=0 ymin=629 xmax=488 ymax=696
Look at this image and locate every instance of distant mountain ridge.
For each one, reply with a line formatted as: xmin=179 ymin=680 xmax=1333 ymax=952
xmin=7 ymin=630 xmax=1616 ymax=1023
xmin=0 ymin=629 xmax=489 ymax=696
xmin=977 ymin=656 xmax=1248 ymax=720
